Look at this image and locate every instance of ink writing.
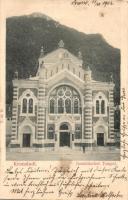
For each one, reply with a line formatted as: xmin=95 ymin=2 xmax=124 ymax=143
xmin=3 ymin=164 xmax=127 ymax=199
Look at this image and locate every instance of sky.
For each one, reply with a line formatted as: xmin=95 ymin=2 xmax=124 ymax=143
xmin=3 ymin=0 xmax=121 ymax=48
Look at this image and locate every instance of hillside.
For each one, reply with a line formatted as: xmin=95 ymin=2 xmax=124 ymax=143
xmin=6 ymin=13 xmax=120 ymax=105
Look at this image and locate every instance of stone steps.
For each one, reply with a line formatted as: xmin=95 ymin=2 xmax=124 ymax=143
xmin=7 ymin=146 xmax=119 ymax=154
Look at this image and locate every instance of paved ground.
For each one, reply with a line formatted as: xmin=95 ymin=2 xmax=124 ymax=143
xmin=6 ymin=147 xmax=120 ymax=161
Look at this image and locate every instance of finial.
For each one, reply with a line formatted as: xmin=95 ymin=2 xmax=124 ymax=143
xmin=40 ymin=60 xmax=44 ymax=68
xmin=58 ymin=40 xmax=64 ymax=48
xmin=87 ymin=65 xmax=91 ymax=71
xmin=40 ymin=46 xmax=44 ymax=57
xmin=64 ymin=51 xmax=68 ymax=58
xmin=14 ymin=70 xmax=18 ymax=79
xmin=78 ymin=51 xmax=82 ymax=60
xmin=110 ymin=73 xmax=113 ymax=82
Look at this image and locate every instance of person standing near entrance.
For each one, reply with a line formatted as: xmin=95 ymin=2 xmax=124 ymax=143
xmin=82 ymin=144 xmax=85 ymax=153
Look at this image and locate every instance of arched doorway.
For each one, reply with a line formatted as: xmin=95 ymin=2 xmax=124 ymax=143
xmin=97 ymin=133 xmax=104 ymax=146
xmin=22 ymin=126 xmax=32 ymax=147
xmin=59 ymin=123 xmax=70 ymax=147
xmin=96 ymin=126 xmax=105 ymax=146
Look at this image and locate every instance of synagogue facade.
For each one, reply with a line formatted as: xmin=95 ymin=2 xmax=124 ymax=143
xmin=10 ymin=40 xmax=115 ymax=151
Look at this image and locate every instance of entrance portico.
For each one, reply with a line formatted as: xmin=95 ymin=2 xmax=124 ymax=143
xmin=54 ymin=115 xmax=75 ymax=150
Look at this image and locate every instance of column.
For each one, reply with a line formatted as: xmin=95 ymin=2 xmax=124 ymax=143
xmin=71 ymin=128 xmax=75 ymax=149
xmin=55 ymin=123 xmax=59 ymax=150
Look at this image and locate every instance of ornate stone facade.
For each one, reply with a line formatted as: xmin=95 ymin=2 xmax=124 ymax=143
xmin=10 ymin=41 xmax=115 ymax=151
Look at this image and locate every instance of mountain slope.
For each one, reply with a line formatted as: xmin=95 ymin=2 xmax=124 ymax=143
xmin=6 ymin=14 xmax=120 ymax=104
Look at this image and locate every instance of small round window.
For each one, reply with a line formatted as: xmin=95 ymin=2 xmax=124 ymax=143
xmin=58 ymin=89 xmax=64 ymax=96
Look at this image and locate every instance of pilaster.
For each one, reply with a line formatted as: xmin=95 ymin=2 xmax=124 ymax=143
xmin=36 ymin=67 xmax=46 ymax=146
xmin=10 ymin=86 xmax=19 ymax=146
xmin=109 ymin=89 xmax=115 ymax=141
xmin=84 ymin=83 xmax=93 ymax=144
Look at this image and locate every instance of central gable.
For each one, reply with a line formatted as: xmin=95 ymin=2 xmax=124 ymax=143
xmin=37 ymin=40 xmax=83 ymax=76
xmin=42 ymin=48 xmax=82 ymax=67
xmin=46 ymin=69 xmax=85 ymax=91
xmin=36 ymin=40 xmax=92 ymax=83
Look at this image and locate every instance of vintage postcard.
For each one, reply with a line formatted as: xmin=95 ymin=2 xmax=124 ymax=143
xmin=0 ymin=0 xmax=128 ymax=199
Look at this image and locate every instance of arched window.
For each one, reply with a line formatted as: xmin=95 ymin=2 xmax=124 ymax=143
xmin=58 ymin=98 xmax=64 ymax=113
xmin=96 ymin=100 xmax=100 ymax=114
xmin=20 ymin=90 xmax=37 ymax=115
xmin=65 ymin=98 xmax=71 ymax=113
xmin=50 ymin=99 xmax=55 ymax=113
xmin=101 ymin=100 xmax=105 ymax=114
xmin=49 ymin=85 xmax=81 ymax=115
xmin=95 ymin=93 xmax=107 ymax=115
xmin=28 ymin=98 xmax=33 ymax=113
xmin=60 ymin=124 xmax=69 ymax=130
xmin=47 ymin=126 xmax=54 ymax=139
xmin=75 ymin=125 xmax=81 ymax=139
xmin=22 ymin=98 xmax=27 ymax=113
xmin=74 ymin=98 xmax=79 ymax=114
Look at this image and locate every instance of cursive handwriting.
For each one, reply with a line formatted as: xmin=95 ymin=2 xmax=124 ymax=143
xmin=3 ymin=164 xmax=127 ymax=199
xmin=121 ymin=88 xmax=128 ymax=160
xmin=71 ymin=0 xmax=127 ymax=7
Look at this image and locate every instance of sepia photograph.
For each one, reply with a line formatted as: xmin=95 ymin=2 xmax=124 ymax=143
xmin=1 ymin=1 xmax=128 ymax=200
xmin=5 ymin=1 xmax=121 ymax=161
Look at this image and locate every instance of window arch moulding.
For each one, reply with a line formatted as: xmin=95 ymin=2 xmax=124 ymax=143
xmin=93 ymin=92 xmax=108 ymax=117
xmin=18 ymin=89 xmax=37 ymax=116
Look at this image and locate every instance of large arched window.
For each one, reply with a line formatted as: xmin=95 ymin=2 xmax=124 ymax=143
xmin=50 ymin=99 xmax=55 ymax=113
xmin=49 ymin=85 xmax=81 ymax=115
xmin=58 ymin=98 xmax=64 ymax=113
xmin=65 ymin=98 xmax=71 ymax=113
xmin=22 ymin=98 xmax=27 ymax=113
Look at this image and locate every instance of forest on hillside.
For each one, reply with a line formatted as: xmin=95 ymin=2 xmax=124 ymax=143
xmin=6 ymin=14 xmax=120 ymax=105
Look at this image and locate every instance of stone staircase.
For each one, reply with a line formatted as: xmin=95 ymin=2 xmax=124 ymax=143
xmin=54 ymin=146 xmax=82 ymax=155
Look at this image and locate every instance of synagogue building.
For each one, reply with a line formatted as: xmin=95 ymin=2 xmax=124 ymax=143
xmin=10 ymin=40 xmax=115 ymax=151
